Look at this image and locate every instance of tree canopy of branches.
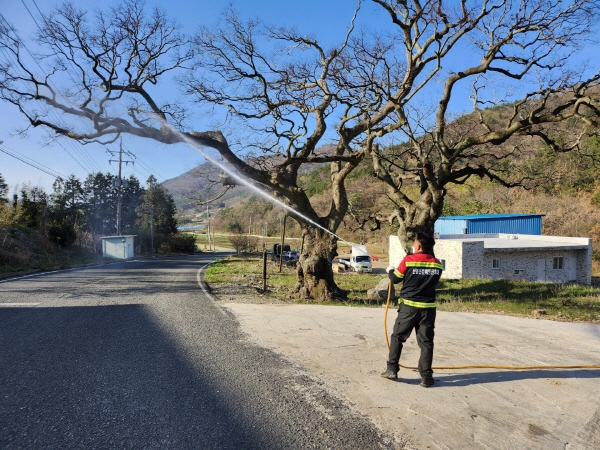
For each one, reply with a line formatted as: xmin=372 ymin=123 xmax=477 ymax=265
xmin=1 ymin=0 xmax=599 ymax=299
xmin=357 ymin=0 xmax=600 ymax=248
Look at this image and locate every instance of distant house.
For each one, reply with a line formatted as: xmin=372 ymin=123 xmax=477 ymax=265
xmin=434 ymin=214 xmax=544 ymax=235
xmin=389 ymin=233 xmax=592 ymax=285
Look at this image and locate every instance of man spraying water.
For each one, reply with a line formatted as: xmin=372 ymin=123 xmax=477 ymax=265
xmin=381 ymin=232 xmax=443 ymax=387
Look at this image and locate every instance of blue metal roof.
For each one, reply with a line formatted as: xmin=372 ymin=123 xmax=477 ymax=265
xmin=435 ymin=214 xmax=545 ymax=235
xmin=438 ymin=214 xmax=545 ymax=220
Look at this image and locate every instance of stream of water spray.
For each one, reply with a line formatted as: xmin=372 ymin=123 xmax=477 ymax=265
xmin=161 ymin=122 xmax=361 ymax=249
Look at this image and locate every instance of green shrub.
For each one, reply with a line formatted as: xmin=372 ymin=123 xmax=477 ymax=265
xmin=47 ymin=221 xmax=77 ymax=247
xmin=159 ymin=233 xmax=197 ymax=253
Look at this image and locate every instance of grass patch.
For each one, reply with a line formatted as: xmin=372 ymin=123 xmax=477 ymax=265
xmin=194 ymin=232 xmax=302 ymax=252
xmin=205 ymin=255 xmax=600 ymax=323
xmin=437 ymin=279 xmax=600 ymax=322
xmin=205 ymin=254 xmax=376 ymax=303
xmin=204 ymin=254 xmax=297 ymax=293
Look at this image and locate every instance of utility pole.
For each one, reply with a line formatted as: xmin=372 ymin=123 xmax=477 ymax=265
xmin=150 ymin=204 xmax=154 ymax=255
xmin=116 ymin=144 xmax=123 ymax=235
xmin=108 ymin=138 xmax=134 ymax=235
xmin=206 ymin=204 xmax=211 ymax=251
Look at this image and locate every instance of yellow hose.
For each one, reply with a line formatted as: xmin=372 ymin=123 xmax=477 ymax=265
xmin=384 ymin=279 xmax=600 ymax=371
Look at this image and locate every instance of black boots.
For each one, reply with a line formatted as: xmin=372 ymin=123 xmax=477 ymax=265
xmin=380 ymin=370 xmax=434 ymax=386
xmin=380 ymin=369 xmax=398 ymax=380
xmin=419 ymin=374 xmax=434 ymax=387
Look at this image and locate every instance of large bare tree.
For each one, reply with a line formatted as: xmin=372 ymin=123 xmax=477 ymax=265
xmin=351 ymin=0 xmax=600 ymax=251
xmin=187 ymin=0 xmax=600 ymax=265
xmin=1 ymin=0 xmax=600 ymax=299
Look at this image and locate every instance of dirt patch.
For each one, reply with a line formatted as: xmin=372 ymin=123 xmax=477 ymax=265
xmin=208 ymin=282 xmax=289 ymax=305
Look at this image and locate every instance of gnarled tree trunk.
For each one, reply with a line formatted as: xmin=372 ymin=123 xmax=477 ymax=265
xmin=395 ymin=188 xmax=445 ymax=254
xmin=293 ymin=225 xmax=341 ymax=301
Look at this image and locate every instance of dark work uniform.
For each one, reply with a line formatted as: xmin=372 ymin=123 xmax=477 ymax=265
xmin=387 ymin=252 xmax=443 ymax=376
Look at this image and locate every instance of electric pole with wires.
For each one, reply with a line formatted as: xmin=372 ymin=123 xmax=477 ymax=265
xmin=108 ymin=138 xmax=134 ymax=235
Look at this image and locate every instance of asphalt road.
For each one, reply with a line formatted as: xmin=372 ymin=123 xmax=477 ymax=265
xmin=0 ymin=255 xmax=393 ymax=450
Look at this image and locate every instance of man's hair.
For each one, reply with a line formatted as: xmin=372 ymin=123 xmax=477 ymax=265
xmin=415 ymin=232 xmax=435 ymax=255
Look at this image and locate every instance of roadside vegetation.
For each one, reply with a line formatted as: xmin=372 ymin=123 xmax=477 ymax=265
xmin=0 ymin=172 xmax=196 ymax=277
xmin=205 ymin=254 xmax=600 ymax=324
xmin=0 ymin=224 xmax=106 ymax=278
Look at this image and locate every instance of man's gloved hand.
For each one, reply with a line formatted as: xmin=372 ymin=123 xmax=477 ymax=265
xmin=386 ymin=265 xmax=395 ymax=274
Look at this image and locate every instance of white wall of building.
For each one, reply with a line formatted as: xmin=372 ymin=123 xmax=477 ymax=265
xmin=482 ymin=250 xmax=585 ymax=283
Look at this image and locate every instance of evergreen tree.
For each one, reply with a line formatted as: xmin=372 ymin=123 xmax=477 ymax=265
xmin=136 ymin=176 xmax=178 ymax=252
xmin=120 ymin=174 xmax=145 ymax=234
xmin=0 ymin=173 xmax=8 ymax=204
xmin=19 ymin=184 xmax=48 ymax=230
xmin=50 ymin=175 xmax=86 ymax=226
xmin=137 ymin=175 xmax=178 ymax=235
xmin=83 ymin=172 xmax=118 ymax=235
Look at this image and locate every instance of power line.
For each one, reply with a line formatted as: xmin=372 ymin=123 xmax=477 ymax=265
xmin=0 ymin=10 xmax=104 ymax=174
xmin=121 ymin=142 xmax=166 ymax=182
xmin=0 ymin=143 xmax=66 ymax=176
xmin=128 ymin=166 xmax=150 ymax=183
xmin=13 ymin=4 xmax=104 ymax=173
xmin=0 ymin=144 xmax=66 ymax=178
xmin=29 ymin=0 xmax=44 ymax=17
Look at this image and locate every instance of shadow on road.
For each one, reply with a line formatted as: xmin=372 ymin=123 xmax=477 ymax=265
xmin=0 ymin=304 xmax=277 ymax=448
xmin=435 ymin=368 xmax=600 ymax=387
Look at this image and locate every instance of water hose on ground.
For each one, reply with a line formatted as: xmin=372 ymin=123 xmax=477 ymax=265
xmin=384 ymin=279 xmax=600 ymax=371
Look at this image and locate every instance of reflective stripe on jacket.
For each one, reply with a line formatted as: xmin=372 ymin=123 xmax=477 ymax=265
xmin=391 ymin=253 xmax=443 ymax=308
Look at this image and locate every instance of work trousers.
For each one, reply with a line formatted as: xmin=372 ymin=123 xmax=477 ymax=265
xmin=387 ymin=303 xmax=436 ymax=376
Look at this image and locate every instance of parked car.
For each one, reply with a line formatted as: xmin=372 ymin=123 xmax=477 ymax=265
xmin=284 ymin=251 xmax=298 ymax=262
xmin=272 ymin=249 xmax=298 ymax=266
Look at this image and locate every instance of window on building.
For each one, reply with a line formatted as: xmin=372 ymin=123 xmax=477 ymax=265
xmin=514 ymin=269 xmax=525 ymax=275
xmin=440 ymin=259 xmax=446 ymax=270
xmin=492 ymin=259 xmax=501 ymax=269
xmin=552 ymin=256 xmax=564 ymax=270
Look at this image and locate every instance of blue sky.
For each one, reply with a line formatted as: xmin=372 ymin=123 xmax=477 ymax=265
xmin=1 ymin=0 xmax=598 ymax=195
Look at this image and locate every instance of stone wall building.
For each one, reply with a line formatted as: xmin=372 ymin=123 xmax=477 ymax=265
xmin=389 ymin=234 xmax=592 ymax=285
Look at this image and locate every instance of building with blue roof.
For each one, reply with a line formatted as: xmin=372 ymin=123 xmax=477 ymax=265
xmin=389 ymin=214 xmax=592 ymax=284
